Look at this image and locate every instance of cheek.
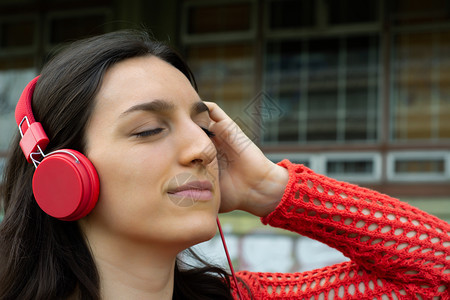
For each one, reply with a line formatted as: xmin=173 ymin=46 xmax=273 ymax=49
xmin=89 ymin=147 xmax=169 ymax=218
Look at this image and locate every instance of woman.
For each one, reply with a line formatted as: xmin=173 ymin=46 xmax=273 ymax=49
xmin=0 ymin=30 xmax=448 ymax=299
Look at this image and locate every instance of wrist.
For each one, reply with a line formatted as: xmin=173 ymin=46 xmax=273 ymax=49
xmin=244 ymin=162 xmax=289 ymax=217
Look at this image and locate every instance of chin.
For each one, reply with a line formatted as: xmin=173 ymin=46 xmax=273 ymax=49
xmin=177 ymin=213 xmax=218 ymax=248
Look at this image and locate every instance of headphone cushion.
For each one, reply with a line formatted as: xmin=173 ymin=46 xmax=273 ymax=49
xmin=32 ymin=150 xmax=99 ymax=221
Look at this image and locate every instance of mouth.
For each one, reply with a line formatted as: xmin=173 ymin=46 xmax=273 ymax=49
xmin=167 ymin=178 xmax=214 ymax=205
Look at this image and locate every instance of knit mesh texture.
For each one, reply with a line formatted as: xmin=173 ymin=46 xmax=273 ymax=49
xmin=232 ymin=160 xmax=449 ymax=299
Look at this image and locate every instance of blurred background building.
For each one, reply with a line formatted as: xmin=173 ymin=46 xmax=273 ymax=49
xmin=1 ymin=0 xmax=449 ymax=273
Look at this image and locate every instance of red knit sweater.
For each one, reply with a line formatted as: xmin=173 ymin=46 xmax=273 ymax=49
xmin=232 ymin=160 xmax=450 ymax=299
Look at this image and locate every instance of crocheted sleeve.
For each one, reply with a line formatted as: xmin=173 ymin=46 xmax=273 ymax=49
xmin=233 ymin=160 xmax=450 ymax=299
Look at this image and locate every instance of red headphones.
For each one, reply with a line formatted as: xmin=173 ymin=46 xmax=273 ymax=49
xmin=15 ymin=76 xmax=99 ymax=221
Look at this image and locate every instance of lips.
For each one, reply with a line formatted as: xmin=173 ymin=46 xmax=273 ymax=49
xmin=167 ymin=179 xmax=214 ymax=204
xmin=169 ymin=180 xmax=213 ymax=193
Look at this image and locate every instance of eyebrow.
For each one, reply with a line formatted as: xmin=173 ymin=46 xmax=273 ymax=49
xmin=191 ymin=101 xmax=210 ymax=115
xmin=120 ymin=99 xmax=209 ymax=118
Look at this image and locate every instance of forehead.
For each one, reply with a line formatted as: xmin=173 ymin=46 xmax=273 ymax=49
xmin=94 ymin=55 xmax=198 ymax=115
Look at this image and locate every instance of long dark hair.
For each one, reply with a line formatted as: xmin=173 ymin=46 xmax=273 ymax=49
xmin=0 ymin=30 xmax=233 ymax=300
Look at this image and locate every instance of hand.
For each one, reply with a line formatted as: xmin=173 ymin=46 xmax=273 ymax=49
xmin=205 ymin=102 xmax=289 ymax=217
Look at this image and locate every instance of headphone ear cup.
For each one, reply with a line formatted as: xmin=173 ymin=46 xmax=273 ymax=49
xmin=32 ymin=150 xmax=99 ymax=221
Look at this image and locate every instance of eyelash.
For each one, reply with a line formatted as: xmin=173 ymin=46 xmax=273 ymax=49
xmin=134 ymin=127 xmax=215 ymax=138
xmin=134 ymin=128 xmax=164 ymax=138
xmin=202 ymin=127 xmax=215 ymax=137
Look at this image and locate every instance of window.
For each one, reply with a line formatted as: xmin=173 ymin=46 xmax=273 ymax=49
xmin=264 ymin=35 xmax=379 ymax=143
xmin=328 ymin=0 xmax=378 ymax=25
xmin=324 ymin=153 xmax=381 ymax=183
xmin=182 ymin=1 xmax=257 ymax=126
xmin=187 ymin=3 xmax=251 ymax=34
xmin=390 ymin=0 xmax=450 ymax=141
xmin=262 ymin=0 xmax=380 ymax=144
xmin=1 ymin=19 xmax=36 ymax=48
xmin=266 ymin=152 xmax=381 ymax=183
xmin=390 ymin=0 xmax=450 ymax=26
xmin=44 ymin=9 xmax=112 ymax=51
xmin=0 ymin=15 xmax=37 ymax=66
xmin=387 ymin=152 xmax=450 ymax=182
xmin=186 ymin=43 xmax=255 ymax=124
xmin=181 ymin=1 xmax=255 ymax=44
xmin=269 ymin=0 xmax=315 ymax=29
xmin=391 ymin=30 xmax=450 ymax=141
xmin=328 ymin=160 xmax=373 ymax=175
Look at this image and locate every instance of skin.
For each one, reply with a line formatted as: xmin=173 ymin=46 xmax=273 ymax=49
xmin=80 ymin=55 xmax=289 ymax=299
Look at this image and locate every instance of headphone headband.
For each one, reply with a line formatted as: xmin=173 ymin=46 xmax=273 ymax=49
xmin=14 ymin=76 xmax=49 ymax=163
xmin=15 ymin=76 xmax=39 ymax=128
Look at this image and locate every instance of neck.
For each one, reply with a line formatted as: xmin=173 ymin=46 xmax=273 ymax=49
xmin=95 ymin=248 xmax=176 ymax=300
xmin=82 ymin=224 xmax=183 ymax=300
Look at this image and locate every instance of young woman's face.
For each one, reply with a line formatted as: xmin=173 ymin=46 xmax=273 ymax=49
xmin=83 ymin=55 xmax=220 ymax=249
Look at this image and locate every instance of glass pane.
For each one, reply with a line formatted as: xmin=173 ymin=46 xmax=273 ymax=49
xmin=345 ymin=90 xmax=369 ymax=140
xmin=188 ymin=3 xmax=251 ymax=34
xmin=329 ymin=0 xmax=378 ymax=24
xmin=307 ymin=39 xmax=339 ymax=141
xmin=1 ymin=20 xmax=35 ymax=47
xmin=186 ymin=43 xmax=254 ymax=131
xmin=50 ymin=15 xmax=107 ymax=44
xmin=327 ymin=160 xmax=374 ymax=175
xmin=308 ymin=39 xmax=339 ymax=88
xmin=392 ymin=31 xmax=450 ymax=141
xmin=265 ymin=41 xmax=303 ymax=142
xmin=277 ymin=97 xmax=299 ymax=141
xmin=269 ymin=0 xmax=315 ymax=29
xmin=345 ymin=36 xmax=378 ymax=141
xmin=390 ymin=0 xmax=450 ymax=25
xmin=438 ymin=32 xmax=450 ymax=139
xmin=307 ymin=91 xmax=337 ymax=141
xmin=395 ymin=159 xmax=445 ymax=174
xmin=0 ymin=56 xmax=34 ymax=70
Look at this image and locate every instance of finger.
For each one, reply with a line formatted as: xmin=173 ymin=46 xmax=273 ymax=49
xmin=204 ymin=101 xmax=254 ymax=158
xmin=204 ymin=101 xmax=231 ymax=123
xmin=204 ymin=101 xmax=239 ymax=144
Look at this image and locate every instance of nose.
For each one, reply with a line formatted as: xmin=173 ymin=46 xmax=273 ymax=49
xmin=177 ymin=121 xmax=216 ymax=167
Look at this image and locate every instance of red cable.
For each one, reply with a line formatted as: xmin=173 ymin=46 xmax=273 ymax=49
xmin=217 ymin=217 xmax=243 ymax=299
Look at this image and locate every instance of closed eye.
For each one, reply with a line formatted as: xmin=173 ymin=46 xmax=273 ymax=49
xmin=201 ymin=127 xmax=215 ymax=137
xmin=134 ymin=128 xmax=165 ymax=138
xmin=134 ymin=127 xmax=213 ymax=138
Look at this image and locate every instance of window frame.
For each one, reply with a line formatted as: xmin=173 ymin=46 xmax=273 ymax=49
xmin=266 ymin=151 xmax=382 ymax=183
xmin=264 ymin=0 xmax=382 ymax=40
xmin=181 ymin=0 xmax=257 ymax=45
xmin=43 ymin=7 xmax=113 ymax=52
xmin=387 ymin=151 xmax=450 ymax=182
xmin=0 ymin=14 xmax=39 ymax=57
xmin=322 ymin=152 xmax=382 ymax=183
xmin=262 ymin=33 xmax=382 ymax=145
xmin=261 ymin=0 xmax=383 ymax=145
